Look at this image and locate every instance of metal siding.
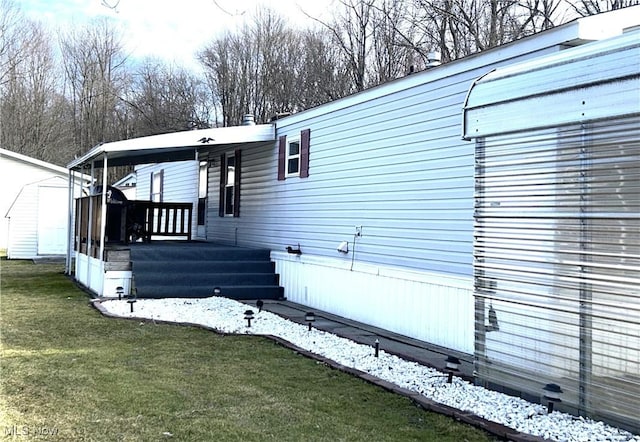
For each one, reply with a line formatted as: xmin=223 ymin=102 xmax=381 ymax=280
xmin=464 ymin=32 xmax=640 ymax=139
xmin=474 ymin=117 xmax=640 ymax=432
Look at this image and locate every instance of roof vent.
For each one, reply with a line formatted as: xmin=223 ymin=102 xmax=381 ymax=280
xmin=427 ymin=51 xmax=441 ymax=67
xmin=241 ymin=114 xmax=256 ymax=126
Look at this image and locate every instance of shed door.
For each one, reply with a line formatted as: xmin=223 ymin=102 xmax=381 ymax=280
xmin=37 ymin=186 xmax=68 ymax=255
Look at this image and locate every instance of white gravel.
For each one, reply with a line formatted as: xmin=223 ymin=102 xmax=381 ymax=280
xmin=99 ymin=296 xmax=640 ymax=442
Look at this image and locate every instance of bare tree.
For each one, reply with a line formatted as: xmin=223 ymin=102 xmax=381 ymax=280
xmin=0 ymin=0 xmax=37 ymax=87
xmin=0 ymin=13 xmax=73 ymax=164
xmin=59 ymin=18 xmax=128 ymax=155
xmin=122 ymin=59 xmax=211 ymax=136
xmin=568 ymin=0 xmax=639 ymax=15
xmin=200 ymin=8 xmax=347 ymax=126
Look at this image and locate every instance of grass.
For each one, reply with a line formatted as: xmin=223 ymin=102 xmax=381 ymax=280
xmin=0 ymin=257 xmax=496 ymax=441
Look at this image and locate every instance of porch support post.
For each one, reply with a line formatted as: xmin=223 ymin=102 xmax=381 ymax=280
xmin=86 ymin=162 xmax=95 ymax=286
xmin=99 ymin=154 xmax=108 ymax=263
xmin=65 ymin=169 xmax=75 ymax=275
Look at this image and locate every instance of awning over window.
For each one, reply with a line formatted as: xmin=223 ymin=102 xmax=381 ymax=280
xmin=462 ymin=31 xmax=640 ymax=140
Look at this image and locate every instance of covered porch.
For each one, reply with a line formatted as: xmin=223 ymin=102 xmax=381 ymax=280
xmin=66 ymin=123 xmax=277 ymax=298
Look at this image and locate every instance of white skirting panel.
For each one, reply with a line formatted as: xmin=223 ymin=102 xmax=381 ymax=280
xmin=75 ymin=252 xmax=104 ymax=296
xmin=74 ymin=253 xmax=131 ymax=298
xmin=271 ymin=252 xmax=474 ymax=354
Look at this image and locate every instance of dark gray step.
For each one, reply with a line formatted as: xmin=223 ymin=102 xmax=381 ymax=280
xmin=133 ymin=260 xmax=275 ymax=274
xmin=130 ymin=245 xmax=271 ymax=262
xmin=136 ymin=284 xmax=284 ymax=300
xmin=134 ymin=272 xmax=279 ymax=287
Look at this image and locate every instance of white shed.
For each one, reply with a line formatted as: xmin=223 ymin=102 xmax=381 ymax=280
xmin=1 ymin=149 xmax=86 ymax=259
xmin=0 ymin=149 xmax=68 ymax=259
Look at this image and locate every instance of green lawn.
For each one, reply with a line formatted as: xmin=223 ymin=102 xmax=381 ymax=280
xmin=0 ymin=258 xmax=495 ymax=441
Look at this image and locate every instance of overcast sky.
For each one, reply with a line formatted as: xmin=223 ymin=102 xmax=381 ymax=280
xmin=20 ymin=0 xmax=333 ymax=69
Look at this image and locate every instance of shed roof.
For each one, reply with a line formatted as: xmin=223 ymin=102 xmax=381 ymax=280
xmin=462 ymin=30 xmax=640 ymax=139
xmin=1 ymin=148 xmax=69 ymax=176
xmin=67 ymin=124 xmax=276 ymax=170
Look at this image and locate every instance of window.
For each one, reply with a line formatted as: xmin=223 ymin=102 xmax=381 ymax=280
xmin=150 ymin=170 xmax=163 ymax=202
xmin=278 ymin=128 xmax=310 ymax=180
xmin=219 ymin=150 xmax=241 ymax=217
xmin=287 ymin=138 xmax=300 ymax=176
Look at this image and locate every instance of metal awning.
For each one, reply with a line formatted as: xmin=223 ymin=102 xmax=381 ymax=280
xmin=67 ymin=124 xmax=276 ymax=169
xmin=462 ymin=31 xmax=640 ymax=140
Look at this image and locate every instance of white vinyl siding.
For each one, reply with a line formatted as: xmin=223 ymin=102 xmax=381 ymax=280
xmin=136 ymin=161 xmax=199 ymax=238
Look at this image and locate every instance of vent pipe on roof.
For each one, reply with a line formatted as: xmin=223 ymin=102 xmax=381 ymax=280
xmin=242 ymin=114 xmax=256 ymax=126
xmin=427 ymin=51 xmax=441 ymax=67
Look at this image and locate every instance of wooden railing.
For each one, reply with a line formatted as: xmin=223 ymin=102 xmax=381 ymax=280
xmin=75 ymin=196 xmax=193 ymax=257
xmin=130 ymin=201 xmax=193 ymax=242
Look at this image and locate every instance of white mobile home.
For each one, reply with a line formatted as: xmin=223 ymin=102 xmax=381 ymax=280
xmin=67 ymin=8 xmax=640 ymax=433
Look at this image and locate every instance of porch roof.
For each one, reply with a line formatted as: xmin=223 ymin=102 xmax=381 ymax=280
xmin=67 ymin=124 xmax=276 ymax=170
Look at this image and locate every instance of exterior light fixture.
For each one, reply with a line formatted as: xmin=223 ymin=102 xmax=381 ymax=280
xmin=542 ymin=383 xmax=563 ymax=413
xmin=244 ymin=309 xmax=255 ymax=327
xmin=116 ymin=286 xmax=124 ymax=301
xmin=127 ymin=294 xmax=137 ymax=313
xmin=445 ymin=356 xmax=461 ymax=384
xmin=212 ymin=287 xmax=222 ymax=297
xmin=374 ymin=339 xmax=380 ymax=358
xmin=305 ymin=311 xmax=316 ymax=331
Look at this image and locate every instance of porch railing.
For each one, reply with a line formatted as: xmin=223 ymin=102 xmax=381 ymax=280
xmin=131 ymin=201 xmax=193 ymax=242
xmin=75 ymin=196 xmax=193 ymax=258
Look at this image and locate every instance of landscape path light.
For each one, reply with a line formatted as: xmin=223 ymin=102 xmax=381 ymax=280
xmin=374 ymin=339 xmax=380 ymax=358
xmin=445 ymin=355 xmax=461 ymax=384
xmin=305 ymin=311 xmax=316 ymax=331
xmin=212 ymin=287 xmax=222 ymax=297
xmin=244 ymin=309 xmax=255 ymax=327
xmin=543 ymin=383 xmax=563 ymax=413
xmin=127 ymin=293 xmax=137 ymax=313
xmin=116 ymin=286 xmax=124 ymax=301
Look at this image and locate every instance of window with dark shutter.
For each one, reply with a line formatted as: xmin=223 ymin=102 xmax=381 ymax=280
xmin=278 ymin=129 xmax=311 ymax=180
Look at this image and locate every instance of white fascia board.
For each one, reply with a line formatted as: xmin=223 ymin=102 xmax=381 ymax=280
xmin=67 ymin=124 xmax=275 ymax=169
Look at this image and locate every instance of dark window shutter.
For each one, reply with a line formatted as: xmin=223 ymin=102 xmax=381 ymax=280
xmin=277 ymin=135 xmax=286 ymax=180
xmin=233 ymin=149 xmax=241 ymax=217
xmin=300 ymin=128 xmax=310 ymax=178
xmin=149 ymin=172 xmax=153 ymax=199
xmin=218 ymin=153 xmax=225 ymax=217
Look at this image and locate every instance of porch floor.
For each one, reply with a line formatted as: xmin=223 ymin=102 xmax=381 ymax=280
xmin=128 ymin=241 xmax=284 ymax=300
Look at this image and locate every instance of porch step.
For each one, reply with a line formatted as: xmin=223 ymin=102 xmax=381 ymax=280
xmin=133 ymin=260 xmax=276 ymax=274
xmin=135 ymin=285 xmax=284 ymax=300
xmin=129 ymin=242 xmax=284 ymax=300
xmin=134 ymin=272 xmax=279 ymax=287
